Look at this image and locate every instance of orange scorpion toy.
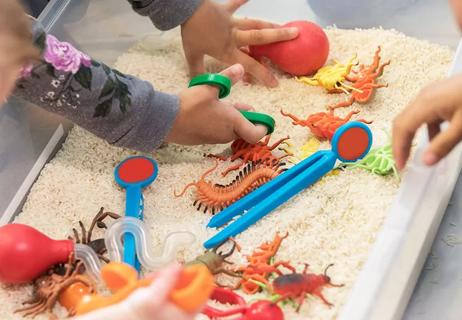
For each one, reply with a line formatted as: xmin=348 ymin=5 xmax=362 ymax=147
xmin=250 ymin=263 xmax=343 ymax=312
xmin=175 ymin=160 xmax=283 ymax=215
xmin=330 ymin=46 xmax=390 ymax=110
xmin=280 ymin=109 xmax=372 ymax=140
xmin=237 ymin=232 xmax=294 ymax=294
xmin=209 ymin=136 xmax=289 ymax=176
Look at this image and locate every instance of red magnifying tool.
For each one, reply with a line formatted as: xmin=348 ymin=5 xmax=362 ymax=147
xmin=114 ymin=156 xmax=158 ymax=271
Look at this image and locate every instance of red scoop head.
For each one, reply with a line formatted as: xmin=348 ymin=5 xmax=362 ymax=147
xmin=114 ymin=156 xmax=158 ymax=188
xmin=332 ymin=122 xmax=372 ymax=162
xmin=0 ymin=224 xmax=74 ymax=284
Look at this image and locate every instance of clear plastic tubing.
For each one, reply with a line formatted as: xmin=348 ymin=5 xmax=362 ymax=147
xmin=74 ymin=243 xmax=103 ymax=281
xmin=75 ymin=217 xmax=196 ymax=281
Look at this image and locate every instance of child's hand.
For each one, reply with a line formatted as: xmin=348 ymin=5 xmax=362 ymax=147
xmin=166 ymin=63 xmax=268 ymax=145
xmin=74 ymin=264 xmax=194 ymax=320
xmin=181 ymin=0 xmax=299 ymax=87
xmin=450 ymin=0 xmax=462 ymax=29
xmin=392 ymin=74 xmax=462 ymax=169
xmin=118 ymin=264 xmax=193 ymax=320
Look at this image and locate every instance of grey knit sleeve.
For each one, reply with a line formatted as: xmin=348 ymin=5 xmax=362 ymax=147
xmin=13 ymin=20 xmax=179 ymax=152
xmin=126 ymin=0 xmax=203 ymax=30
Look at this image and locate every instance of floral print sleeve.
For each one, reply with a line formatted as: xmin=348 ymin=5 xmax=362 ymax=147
xmin=13 ymin=21 xmax=179 ymax=152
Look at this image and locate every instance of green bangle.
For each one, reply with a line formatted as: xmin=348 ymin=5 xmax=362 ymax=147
xmin=188 ymin=73 xmax=231 ymax=99
xmin=240 ymin=111 xmax=275 ymax=135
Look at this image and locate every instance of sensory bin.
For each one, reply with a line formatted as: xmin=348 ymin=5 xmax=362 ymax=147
xmin=0 ymin=27 xmax=453 ymax=319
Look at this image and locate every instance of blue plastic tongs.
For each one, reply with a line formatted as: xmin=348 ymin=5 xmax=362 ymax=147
xmin=204 ymin=122 xmax=373 ymax=249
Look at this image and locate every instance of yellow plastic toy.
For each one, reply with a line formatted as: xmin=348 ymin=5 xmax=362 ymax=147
xmin=75 ymin=263 xmax=214 ymax=315
xmin=280 ymin=137 xmax=321 ymax=164
xmin=297 ymin=54 xmax=358 ymax=93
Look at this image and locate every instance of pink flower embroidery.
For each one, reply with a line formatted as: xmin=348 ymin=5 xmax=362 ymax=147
xmin=43 ymin=34 xmax=91 ymax=74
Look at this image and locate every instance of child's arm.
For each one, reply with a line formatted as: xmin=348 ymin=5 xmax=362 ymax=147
xmin=127 ymin=0 xmax=202 ymax=31
xmin=13 ymin=21 xmax=266 ymax=152
xmin=14 ymin=21 xmax=177 ymax=151
xmin=126 ymin=0 xmax=299 ymax=87
xmin=392 ymin=74 xmax=462 ymax=169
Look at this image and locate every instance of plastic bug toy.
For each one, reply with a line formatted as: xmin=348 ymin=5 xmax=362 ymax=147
xmin=280 ymin=109 xmax=371 ymax=140
xmin=330 ymin=46 xmax=390 ymax=110
xmin=297 ymin=54 xmax=358 ymax=93
xmin=279 ymin=137 xmax=321 ymax=164
xmin=185 ymin=240 xmax=242 ymax=287
xmin=203 ymin=287 xmax=284 ymax=320
xmin=15 ymin=253 xmax=94 ymax=319
xmin=175 ymin=160 xmax=282 ymax=215
xmin=209 ymin=136 xmax=289 ymax=176
xmin=342 ymin=141 xmax=398 ymax=178
xmin=251 ymin=263 xmax=343 ymax=312
xmin=237 ymin=232 xmax=293 ymax=294
xmin=69 ymin=207 xmax=120 ymax=263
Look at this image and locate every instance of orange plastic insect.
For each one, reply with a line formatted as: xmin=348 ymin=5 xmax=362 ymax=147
xmin=247 ymin=263 xmax=343 ymax=312
xmin=174 ymin=160 xmax=282 ymax=215
xmin=74 ymin=263 xmax=214 ymax=315
xmin=237 ymin=232 xmax=293 ymax=294
xmin=210 ymin=136 xmax=289 ymax=176
xmin=280 ymin=109 xmax=372 ymax=140
xmin=330 ymin=46 xmax=390 ymax=110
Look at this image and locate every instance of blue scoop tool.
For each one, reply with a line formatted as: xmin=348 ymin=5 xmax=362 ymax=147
xmin=204 ymin=122 xmax=372 ymax=249
xmin=114 ymin=156 xmax=158 ymax=271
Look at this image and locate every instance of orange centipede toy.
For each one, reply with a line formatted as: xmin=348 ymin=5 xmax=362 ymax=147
xmin=209 ymin=136 xmax=290 ymax=176
xmin=237 ymin=232 xmax=292 ymax=294
xmin=174 ymin=160 xmax=283 ymax=215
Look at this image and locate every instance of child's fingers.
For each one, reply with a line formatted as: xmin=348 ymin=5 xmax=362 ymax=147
xmin=392 ymin=121 xmax=414 ymax=170
xmin=423 ymin=109 xmax=462 ymax=165
xmin=233 ymin=103 xmax=255 ymax=111
xmin=233 ymin=17 xmax=280 ymax=30
xmin=220 ymin=63 xmax=245 ymax=86
xmin=230 ymin=49 xmax=277 ymax=87
xmin=158 ymin=304 xmax=193 ymax=320
xmin=392 ymin=89 xmax=444 ymax=169
xmin=184 ymin=51 xmax=205 ymax=78
xmin=127 ymin=264 xmax=182 ymax=306
xmin=232 ymin=112 xmax=268 ymax=144
xmin=196 ymin=64 xmax=245 ymax=101
xmin=235 ymin=27 xmax=298 ymax=47
xmin=450 ymin=0 xmax=462 ymax=29
xmin=427 ymin=120 xmax=442 ymax=140
xmin=225 ymin=0 xmax=248 ymax=14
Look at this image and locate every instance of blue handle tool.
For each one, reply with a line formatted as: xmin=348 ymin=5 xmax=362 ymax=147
xmin=114 ymin=156 xmax=158 ymax=271
xmin=204 ymin=122 xmax=372 ymax=249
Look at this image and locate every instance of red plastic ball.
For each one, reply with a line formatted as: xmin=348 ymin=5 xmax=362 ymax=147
xmin=244 ymin=300 xmax=284 ymax=320
xmin=249 ymin=20 xmax=329 ymax=76
xmin=0 ymin=224 xmax=74 ymax=284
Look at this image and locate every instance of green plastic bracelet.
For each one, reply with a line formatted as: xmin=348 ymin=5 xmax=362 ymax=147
xmin=240 ymin=111 xmax=275 ymax=135
xmin=188 ymin=73 xmax=231 ymax=99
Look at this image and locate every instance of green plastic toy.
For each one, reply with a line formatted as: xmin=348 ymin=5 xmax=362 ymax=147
xmin=344 ymin=142 xmax=399 ymax=178
xmin=188 ymin=73 xmax=231 ymax=99
xmin=188 ymin=73 xmax=275 ymax=135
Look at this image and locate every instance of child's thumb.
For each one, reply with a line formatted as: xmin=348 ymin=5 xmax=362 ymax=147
xmin=220 ymin=64 xmax=245 ymax=85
